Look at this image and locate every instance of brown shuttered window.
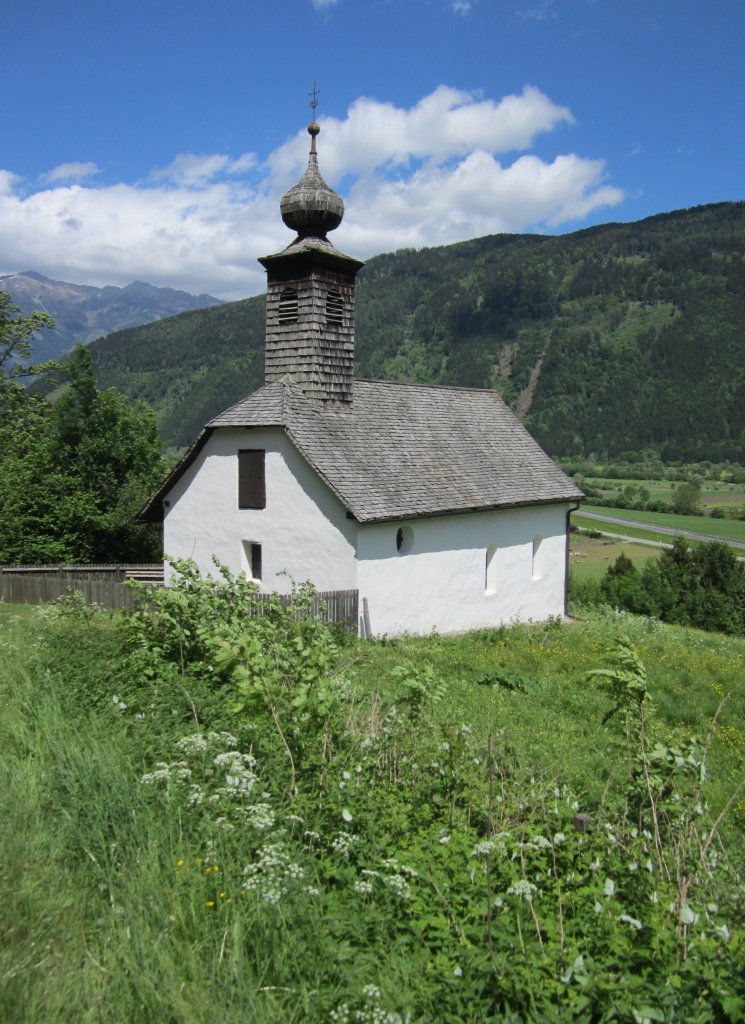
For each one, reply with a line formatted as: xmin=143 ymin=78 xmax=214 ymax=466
xmin=238 ymin=450 xmax=266 ymax=509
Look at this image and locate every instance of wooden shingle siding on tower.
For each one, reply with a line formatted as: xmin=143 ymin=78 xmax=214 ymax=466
xmin=264 ymin=266 xmax=356 ymax=406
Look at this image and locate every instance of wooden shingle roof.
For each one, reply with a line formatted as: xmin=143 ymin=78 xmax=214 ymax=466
xmin=141 ymin=377 xmax=581 ymax=523
xmin=216 ymin=377 xmax=581 ymax=521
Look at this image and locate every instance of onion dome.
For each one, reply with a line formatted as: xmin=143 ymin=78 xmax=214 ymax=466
xmin=280 ymin=122 xmax=344 ymax=238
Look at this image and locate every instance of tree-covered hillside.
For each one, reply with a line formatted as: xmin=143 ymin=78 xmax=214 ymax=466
xmin=89 ymin=201 xmax=745 ymax=458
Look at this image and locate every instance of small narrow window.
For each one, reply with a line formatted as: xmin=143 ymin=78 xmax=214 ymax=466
xmin=278 ymin=287 xmax=298 ymax=323
xmin=242 ymin=540 xmax=262 ymax=582
xmin=395 ymin=525 xmax=413 ymax=555
xmin=532 ymin=535 xmax=543 ymax=580
xmin=250 ymin=543 xmax=262 ymax=581
xmin=485 ymin=544 xmax=498 ymax=594
xmin=238 ymin=450 xmax=266 ymax=509
xmin=326 ymin=289 xmax=343 ymax=324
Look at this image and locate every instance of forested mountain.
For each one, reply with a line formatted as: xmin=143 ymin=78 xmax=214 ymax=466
xmin=87 ymin=201 xmax=745 ymax=459
xmin=0 ymin=271 xmax=222 ymax=362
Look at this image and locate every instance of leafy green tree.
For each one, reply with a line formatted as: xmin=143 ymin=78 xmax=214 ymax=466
xmin=0 ymin=309 xmax=166 ymax=563
xmin=49 ymin=347 xmax=166 ymax=561
xmin=599 ymin=538 xmax=745 ymax=635
xmin=671 ymin=480 xmax=702 ymax=513
xmin=0 ymin=290 xmax=55 ymax=381
xmin=600 ymin=553 xmax=654 ymax=615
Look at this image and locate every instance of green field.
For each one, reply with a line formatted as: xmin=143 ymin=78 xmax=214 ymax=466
xmin=2 ymin=584 xmax=745 ymax=1023
xmin=578 ymin=504 xmax=745 ymax=543
xmin=568 ymin=533 xmax=660 ymax=581
xmin=586 ymin=478 xmax=745 ymax=509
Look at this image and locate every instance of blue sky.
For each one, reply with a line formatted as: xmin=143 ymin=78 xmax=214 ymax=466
xmin=1 ymin=0 xmax=743 ymax=300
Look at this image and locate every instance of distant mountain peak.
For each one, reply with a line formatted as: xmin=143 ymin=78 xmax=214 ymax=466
xmin=0 ymin=270 xmax=224 ymax=362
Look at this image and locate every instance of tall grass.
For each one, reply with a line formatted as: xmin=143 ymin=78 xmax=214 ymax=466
xmin=2 ymin=593 xmax=744 ymax=1022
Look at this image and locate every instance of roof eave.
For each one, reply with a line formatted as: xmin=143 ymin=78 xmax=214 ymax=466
xmin=353 ymin=493 xmax=585 ymax=526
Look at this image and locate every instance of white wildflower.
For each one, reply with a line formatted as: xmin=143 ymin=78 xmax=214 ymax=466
xmin=331 ymin=832 xmax=358 ymax=858
xmin=507 ymin=879 xmax=537 ymax=901
xmin=384 ymin=874 xmax=411 ymax=900
xmin=618 ymin=913 xmax=643 ymax=931
xmin=603 ymin=878 xmax=615 ymax=897
xmin=241 ymin=843 xmax=305 ymax=904
xmin=341 ymin=808 xmax=353 ymax=823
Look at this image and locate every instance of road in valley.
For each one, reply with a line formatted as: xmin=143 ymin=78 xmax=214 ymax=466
xmin=575 ymin=510 xmax=745 ymax=552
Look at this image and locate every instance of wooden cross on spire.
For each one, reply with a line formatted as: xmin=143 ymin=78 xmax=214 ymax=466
xmin=308 ymin=82 xmax=321 ymax=153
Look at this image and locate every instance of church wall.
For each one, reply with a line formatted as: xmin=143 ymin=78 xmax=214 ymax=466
xmin=356 ymin=503 xmax=570 ymax=636
xmin=162 ymin=427 xmax=357 ymax=592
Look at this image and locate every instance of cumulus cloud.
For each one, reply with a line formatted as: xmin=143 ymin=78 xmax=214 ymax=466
xmin=0 ymin=170 xmax=21 ymax=195
xmin=42 ymin=161 xmax=100 ymax=184
xmin=268 ymin=85 xmax=574 ymax=181
xmin=0 ymin=85 xmax=624 ymax=300
xmin=151 ymin=152 xmax=256 ymax=187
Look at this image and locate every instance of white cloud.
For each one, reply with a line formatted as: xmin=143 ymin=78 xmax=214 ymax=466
xmin=453 ymin=1 xmax=473 ymax=13
xmin=42 ymin=161 xmax=100 ymax=184
xmin=0 ymin=85 xmax=624 ymax=300
xmin=312 ymin=0 xmax=339 ymax=8
xmin=268 ymin=85 xmax=574 ymax=182
xmin=151 ymin=152 xmax=257 ymax=187
xmin=0 ymin=170 xmax=21 ymax=195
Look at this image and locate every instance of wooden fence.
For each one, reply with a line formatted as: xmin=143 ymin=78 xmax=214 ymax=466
xmin=255 ymin=589 xmax=359 ymax=631
xmin=0 ymin=564 xmax=163 ymax=611
xmin=0 ymin=565 xmax=359 ymax=631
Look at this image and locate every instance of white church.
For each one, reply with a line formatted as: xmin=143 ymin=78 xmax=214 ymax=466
xmin=141 ymin=117 xmax=583 ymax=636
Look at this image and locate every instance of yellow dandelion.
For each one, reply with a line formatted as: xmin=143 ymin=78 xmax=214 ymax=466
xmin=206 ymin=901 xmax=215 ymax=908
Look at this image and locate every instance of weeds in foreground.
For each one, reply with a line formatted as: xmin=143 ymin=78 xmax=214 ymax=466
xmin=1 ymin=566 xmax=744 ymax=1023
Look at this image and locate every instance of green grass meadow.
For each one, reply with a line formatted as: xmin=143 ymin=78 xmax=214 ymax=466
xmin=578 ymin=505 xmax=745 ymax=544
xmin=568 ymin=534 xmax=660 ymax=582
xmin=2 ymin=593 xmax=745 ymax=1023
xmin=585 ymin=479 xmax=745 ymax=512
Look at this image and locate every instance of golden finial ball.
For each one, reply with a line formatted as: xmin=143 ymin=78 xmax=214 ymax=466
xmin=308 ymin=121 xmax=321 ymax=137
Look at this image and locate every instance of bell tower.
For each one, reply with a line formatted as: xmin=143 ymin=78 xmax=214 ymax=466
xmin=259 ymin=94 xmax=364 ymax=407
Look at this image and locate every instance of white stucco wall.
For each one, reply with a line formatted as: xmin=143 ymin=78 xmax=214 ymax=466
xmin=357 ymin=504 xmax=570 ymax=636
xmin=161 ymin=426 xmax=570 ymax=635
xmin=162 ymin=427 xmax=357 ymax=593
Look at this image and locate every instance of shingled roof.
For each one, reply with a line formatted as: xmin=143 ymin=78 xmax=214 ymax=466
xmin=142 ymin=376 xmax=582 ymax=524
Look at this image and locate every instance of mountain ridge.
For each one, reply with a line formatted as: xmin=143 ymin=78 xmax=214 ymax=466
xmin=55 ymin=200 xmax=745 ymax=460
xmin=0 ymin=270 xmax=223 ymax=362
